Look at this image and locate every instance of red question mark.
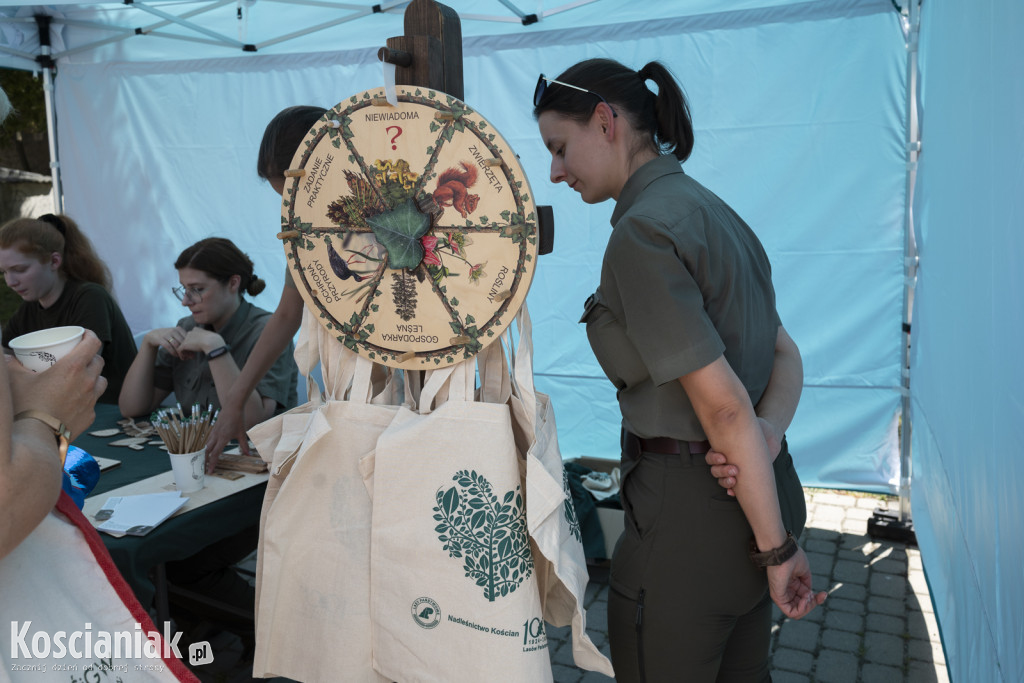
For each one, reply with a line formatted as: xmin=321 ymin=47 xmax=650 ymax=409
xmin=386 ymin=125 xmax=402 ymax=150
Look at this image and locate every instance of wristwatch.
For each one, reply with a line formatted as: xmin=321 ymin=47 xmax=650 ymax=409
xmin=749 ymin=531 xmax=798 ymax=568
xmin=207 ymin=344 xmax=231 ymax=360
xmin=15 ymin=410 xmax=71 ymax=466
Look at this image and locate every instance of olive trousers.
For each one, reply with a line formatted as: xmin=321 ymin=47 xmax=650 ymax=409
xmin=607 ymin=437 xmax=806 ymax=683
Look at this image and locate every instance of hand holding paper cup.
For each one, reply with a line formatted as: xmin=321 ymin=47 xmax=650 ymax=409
xmin=9 ymin=326 xmax=86 ymax=372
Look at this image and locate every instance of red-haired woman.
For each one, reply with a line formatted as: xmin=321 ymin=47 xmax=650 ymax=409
xmin=0 ymin=214 xmax=137 ymax=403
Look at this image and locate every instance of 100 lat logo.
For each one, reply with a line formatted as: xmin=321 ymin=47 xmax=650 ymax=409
xmin=522 ymin=617 xmax=547 ymax=651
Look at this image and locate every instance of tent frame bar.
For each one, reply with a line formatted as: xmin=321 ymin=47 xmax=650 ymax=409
xmin=898 ymin=0 xmax=920 ymax=527
xmin=869 ymin=0 xmax=919 ymax=545
xmin=129 ymin=0 xmax=246 ymax=49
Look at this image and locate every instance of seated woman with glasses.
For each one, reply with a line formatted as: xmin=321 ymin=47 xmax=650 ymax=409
xmin=118 ymin=237 xmax=298 ymax=425
xmin=0 ymin=214 xmax=137 ymax=404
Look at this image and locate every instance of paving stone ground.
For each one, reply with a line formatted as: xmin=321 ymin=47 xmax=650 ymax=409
xmin=191 ymin=489 xmax=949 ymax=682
xmin=545 ymin=489 xmax=949 ymax=683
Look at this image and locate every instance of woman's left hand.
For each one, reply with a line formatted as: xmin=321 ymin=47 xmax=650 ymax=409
xmin=766 ymin=547 xmax=827 ymax=619
xmin=177 ymin=328 xmax=224 ymax=359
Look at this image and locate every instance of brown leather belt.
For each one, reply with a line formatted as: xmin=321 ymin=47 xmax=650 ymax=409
xmin=638 ymin=436 xmax=711 ymax=455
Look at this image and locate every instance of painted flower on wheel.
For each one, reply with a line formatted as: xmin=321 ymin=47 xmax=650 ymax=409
xmin=421 ymin=235 xmax=442 ymax=266
xmin=447 ymin=231 xmax=472 ymax=256
xmin=469 ymin=262 xmax=487 ymax=284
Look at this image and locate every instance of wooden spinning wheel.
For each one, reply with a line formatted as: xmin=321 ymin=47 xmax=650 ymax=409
xmin=281 ymin=86 xmax=538 ymax=370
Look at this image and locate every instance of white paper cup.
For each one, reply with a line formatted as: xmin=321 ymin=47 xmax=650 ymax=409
xmin=8 ymin=325 xmax=86 ymax=372
xmin=169 ymin=449 xmax=206 ymax=493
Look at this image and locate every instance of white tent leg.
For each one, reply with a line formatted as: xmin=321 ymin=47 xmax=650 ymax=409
xmin=41 ymin=67 xmax=62 ymax=214
xmin=869 ymin=0 xmax=919 ymax=545
xmin=36 ymin=15 xmax=63 ymax=214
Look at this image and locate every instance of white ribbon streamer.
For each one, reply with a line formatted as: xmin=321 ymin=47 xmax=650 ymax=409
xmin=382 ymin=60 xmax=398 ymax=106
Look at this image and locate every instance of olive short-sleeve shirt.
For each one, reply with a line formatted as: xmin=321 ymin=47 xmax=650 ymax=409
xmin=154 ymin=300 xmax=298 ymax=412
xmin=581 ymin=155 xmax=780 ymax=441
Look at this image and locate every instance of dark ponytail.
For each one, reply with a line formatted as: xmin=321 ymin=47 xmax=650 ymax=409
xmin=637 ymin=62 xmax=694 ymax=162
xmin=0 ymin=214 xmax=113 ymax=291
xmin=533 ymin=58 xmax=694 ymax=162
xmin=174 ymin=237 xmax=265 ymax=298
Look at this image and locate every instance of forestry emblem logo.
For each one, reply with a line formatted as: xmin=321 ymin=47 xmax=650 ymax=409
xmin=411 ymin=597 xmax=441 ymax=629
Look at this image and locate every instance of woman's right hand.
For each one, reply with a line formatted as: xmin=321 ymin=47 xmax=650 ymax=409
xmin=143 ymin=326 xmax=190 ymax=359
xmin=8 ymin=331 xmax=107 ymax=440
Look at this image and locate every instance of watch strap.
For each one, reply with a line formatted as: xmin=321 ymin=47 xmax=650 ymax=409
xmin=14 ymin=410 xmax=71 ymax=467
xmin=207 ymin=344 xmax=231 ymax=360
xmin=749 ymin=531 xmax=798 ymax=568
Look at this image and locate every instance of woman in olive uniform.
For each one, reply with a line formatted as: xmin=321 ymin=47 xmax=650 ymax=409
xmin=534 ymin=59 xmax=826 ymax=682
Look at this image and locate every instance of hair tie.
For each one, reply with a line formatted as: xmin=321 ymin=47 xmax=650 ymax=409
xmin=38 ymin=214 xmax=66 ymax=236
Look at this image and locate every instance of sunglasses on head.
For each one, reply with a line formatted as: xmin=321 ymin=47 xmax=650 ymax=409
xmin=534 ymin=74 xmax=617 ymax=117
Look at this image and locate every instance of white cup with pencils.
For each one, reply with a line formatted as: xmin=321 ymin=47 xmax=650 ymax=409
xmin=152 ymin=404 xmax=217 ymax=493
xmin=169 ymin=449 xmax=205 ymax=493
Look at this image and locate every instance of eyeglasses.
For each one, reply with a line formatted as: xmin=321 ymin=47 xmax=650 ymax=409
xmin=534 ymin=74 xmax=617 ymax=117
xmin=172 ymin=285 xmax=205 ymax=303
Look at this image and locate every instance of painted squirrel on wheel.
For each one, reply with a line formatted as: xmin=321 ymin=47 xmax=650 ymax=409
xmin=432 ymin=162 xmax=480 ymax=218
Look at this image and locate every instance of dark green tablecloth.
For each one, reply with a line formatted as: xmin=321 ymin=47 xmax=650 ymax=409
xmin=78 ymin=404 xmax=266 ymax=609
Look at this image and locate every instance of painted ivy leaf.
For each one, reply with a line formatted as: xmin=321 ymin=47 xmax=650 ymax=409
xmin=365 ymin=197 xmax=430 ymax=270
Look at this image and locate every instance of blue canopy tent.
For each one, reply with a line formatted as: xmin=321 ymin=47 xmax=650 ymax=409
xmin=0 ymin=1 xmax=1019 ymax=680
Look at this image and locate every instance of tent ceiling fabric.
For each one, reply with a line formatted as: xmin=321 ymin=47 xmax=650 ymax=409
xmin=1 ymin=0 xmax=889 ymax=69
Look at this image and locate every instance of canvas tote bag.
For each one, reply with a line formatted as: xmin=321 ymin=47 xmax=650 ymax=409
xmin=368 ymin=356 xmax=553 ymax=683
xmin=504 ymin=306 xmax=615 ymax=676
xmin=0 ymin=492 xmax=197 ymax=681
xmin=248 ymin=307 xmax=397 ymax=682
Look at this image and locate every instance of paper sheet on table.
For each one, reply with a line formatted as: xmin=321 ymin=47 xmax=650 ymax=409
xmin=84 ymin=469 xmax=269 ymax=537
xmin=95 ymin=491 xmax=188 ymax=536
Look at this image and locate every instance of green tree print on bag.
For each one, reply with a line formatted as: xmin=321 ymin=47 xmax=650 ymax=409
xmin=562 ymin=469 xmax=582 ymax=542
xmin=433 ymin=469 xmax=533 ymax=602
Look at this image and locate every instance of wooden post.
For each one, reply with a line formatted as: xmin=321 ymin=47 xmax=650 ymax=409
xmin=377 ymin=0 xmax=552 ymax=254
xmin=379 ymin=0 xmax=463 ymax=99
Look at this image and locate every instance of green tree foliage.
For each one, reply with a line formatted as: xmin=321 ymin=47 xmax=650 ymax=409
xmin=0 ymin=69 xmax=46 ymax=142
xmin=0 ymin=70 xmax=48 ymax=323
